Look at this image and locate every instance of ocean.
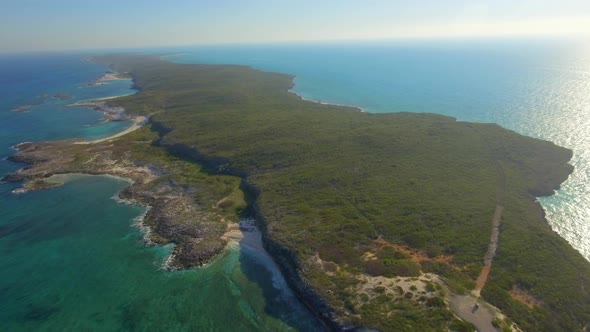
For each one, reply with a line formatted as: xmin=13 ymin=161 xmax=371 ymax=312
xmin=1 ymin=38 xmax=589 ymax=330
xmin=0 ymin=54 xmax=321 ymax=331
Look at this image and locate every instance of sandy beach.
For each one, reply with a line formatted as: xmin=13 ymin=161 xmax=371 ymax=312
xmin=75 ymin=116 xmax=148 ymax=145
xmin=222 ymin=218 xmax=266 ymax=252
xmin=88 ymin=72 xmax=131 ymax=86
xmin=100 ymin=73 xmax=128 ymax=81
xmin=222 ymin=218 xmax=287 ymax=270
xmin=222 ymin=218 xmax=298 ymax=296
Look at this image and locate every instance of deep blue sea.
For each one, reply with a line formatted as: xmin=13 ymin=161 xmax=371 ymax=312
xmin=167 ymin=38 xmax=590 ymax=261
xmin=1 ymin=39 xmax=590 ymax=330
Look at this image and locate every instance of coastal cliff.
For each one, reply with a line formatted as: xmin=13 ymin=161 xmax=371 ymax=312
xmin=5 ymin=54 xmax=589 ymax=332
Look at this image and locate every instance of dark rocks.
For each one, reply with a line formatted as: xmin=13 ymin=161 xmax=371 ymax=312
xmin=53 ymin=94 xmax=72 ymax=100
xmin=174 ymin=238 xmax=227 ymax=268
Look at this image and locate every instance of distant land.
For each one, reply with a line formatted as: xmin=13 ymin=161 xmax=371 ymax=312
xmin=5 ymin=54 xmax=590 ymax=331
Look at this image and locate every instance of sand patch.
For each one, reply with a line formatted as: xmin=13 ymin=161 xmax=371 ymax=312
xmin=510 ymin=286 xmax=543 ymax=309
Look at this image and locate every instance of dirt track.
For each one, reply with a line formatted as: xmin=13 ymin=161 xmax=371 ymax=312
xmin=474 ymin=204 xmax=504 ymax=295
xmin=449 ymin=130 xmax=507 ymax=331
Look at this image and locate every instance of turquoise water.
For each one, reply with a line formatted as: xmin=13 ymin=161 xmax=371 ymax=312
xmin=0 ymin=53 xmax=137 ymax=191
xmin=3 ymin=40 xmax=590 ymax=331
xmin=0 ymin=176 xmax=318 ymax=331
xmin=168 ymin=38 xmax=590 ymax=261
xmin=0 ymin=55 xmax=321 ymax=331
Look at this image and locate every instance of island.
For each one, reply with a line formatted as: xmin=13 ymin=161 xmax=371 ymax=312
xmin=53 ymin=93 xmax=72 ymax=100
xmin=10 ymin=105 xmax=33 ymax=113
xmin=4 ymin=54 xmax=589 ymax=332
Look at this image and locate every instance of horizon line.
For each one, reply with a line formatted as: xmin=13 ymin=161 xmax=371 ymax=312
xmin=1 ymin=34 xmax=588 ymax=55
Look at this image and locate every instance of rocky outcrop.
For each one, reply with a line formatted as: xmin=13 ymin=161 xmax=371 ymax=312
xmin=2 ymin=140 xmax=228 ymax=270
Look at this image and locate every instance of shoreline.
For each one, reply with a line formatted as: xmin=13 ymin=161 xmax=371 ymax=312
xmin=66 ymin=100 xmax=127 ymax=120
xmin=285 ymin=73 xmax=585 ymax=268
xmin=2 ymin=136 xmax=234 ymax=270
xmin=87 ymin=72 xmax=132 ymax=86
xmin=289 ymin=90 xmax=370 ymax=114
xmin=75 ymin=115 xmax=148 ymax=144
xmin=73 ymin=94 xmax=136 ymax=104
xmin=21 ymin=171 xmax=164 ymax=263
xmin=71 ymin=69 xmax=143 ymax=144
xmin=222 ymin=218 xmax=298 ymax=294
xmin=222 ymin=218 xmax=270 ymax=256
xmin=289 ymin=87 xmax=367 ymax=113
xmin=1 ymin=63 xmax=276 ymax=286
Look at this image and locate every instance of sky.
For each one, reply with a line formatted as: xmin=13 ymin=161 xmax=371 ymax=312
xmin=1 ymin=0 xmax=589 ymax=52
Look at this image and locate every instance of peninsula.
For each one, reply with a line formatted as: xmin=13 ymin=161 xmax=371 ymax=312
xmin=5 ymin=54 xmax=590 ymax=331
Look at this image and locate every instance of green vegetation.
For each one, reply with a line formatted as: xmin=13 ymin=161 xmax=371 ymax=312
xmin=30 ymin=54 xmax=590 ymax=330
xmin=123 ymin=127 xmax=248 ymax=219
xmin=364 ymin=251 xmax=422 ymax=278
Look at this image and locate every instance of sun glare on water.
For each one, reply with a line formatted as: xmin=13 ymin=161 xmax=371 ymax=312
xmin=535 ymin=43 xmax=590 ymax=260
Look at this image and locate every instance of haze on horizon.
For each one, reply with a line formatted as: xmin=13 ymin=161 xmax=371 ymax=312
xmin=1 ymin=0 xmax=589 ymax=52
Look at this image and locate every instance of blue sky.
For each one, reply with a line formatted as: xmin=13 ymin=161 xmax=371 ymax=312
xmin=1 ymin=0 xmax=589 ymax=52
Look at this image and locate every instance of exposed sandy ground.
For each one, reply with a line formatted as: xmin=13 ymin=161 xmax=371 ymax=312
xmin=222 ymin=219 xmax=265 ymax=251
xmin=474 ymin=205 xmax=504 ymax=296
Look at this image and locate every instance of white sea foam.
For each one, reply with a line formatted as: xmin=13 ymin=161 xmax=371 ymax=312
xmin=237 ymin=229 xmax=292 ymax=298
xmin=111 ymin=193 xmax=133 ymax=205
xmin=131 ymin=205 xmax=153 ymax=245
xmin=162 ymin=248 xmax=178 ymax=270
xmin=111 ymin=191 xmax=179 ymax=270
xmin=11 ymin=188 xmax=28 ymax=194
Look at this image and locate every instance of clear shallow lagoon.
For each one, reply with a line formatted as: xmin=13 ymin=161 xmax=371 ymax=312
xmin=168 ymin=38 xmax=590 ymax=261
xmin=0 ymin=55 xmax=320 ymax=331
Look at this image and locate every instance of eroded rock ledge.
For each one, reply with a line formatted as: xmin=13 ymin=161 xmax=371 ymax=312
xmin=3 ymin=138 xmax=233 ymax=269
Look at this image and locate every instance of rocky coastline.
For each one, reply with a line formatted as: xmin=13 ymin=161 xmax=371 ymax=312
xmin=2 ymin=70 xmax=231 ymax=270
xmin=87 ymin=71 xmax=131 ymax=87
xmin=1 ymin=135 xmax=349 ymax=330
xmin=2 ymin=139 xmax=231 ymax=270
xmin=66 ymin=100 xmax=129 ymax=121
xmin=151 ymin=141 xmax=368 ymax=331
